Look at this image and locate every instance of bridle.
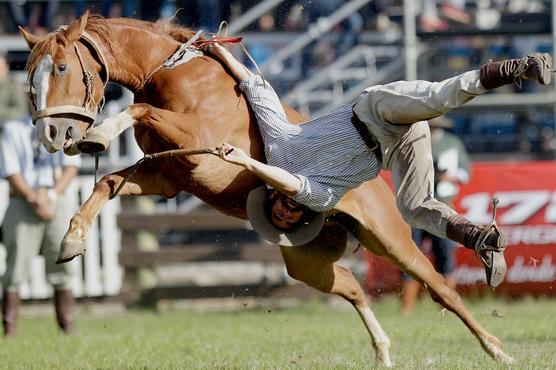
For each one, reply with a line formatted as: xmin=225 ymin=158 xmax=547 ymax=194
xmin=30 ymin=28 xmax=110 ymax=125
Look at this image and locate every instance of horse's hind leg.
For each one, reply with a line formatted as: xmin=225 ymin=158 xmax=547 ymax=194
xmin=336 ymin=179 xmax=513 ymax=363
xmin=280 ymin=222 xmax=393 ymax=367
xmin=58 ymin=163 xmax=178 ymax=263
xmin=407 ymin=254 xmax=514 ymax=363
xmin=357 ymin=225 xmax=514 ymax=364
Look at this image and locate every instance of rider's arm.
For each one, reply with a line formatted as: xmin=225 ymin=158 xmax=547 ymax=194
xmin=219 ymin=144 xmax=338 ymax=211
xmin=208 ymin=43 xmax=253 ymax=81
xmin=244 ymin=158 xmax=302 ymax=196
xmin=209 ymin=44 xmax=292 ymax=141
xmin=218 ymin=144 xmax=301 ymax=196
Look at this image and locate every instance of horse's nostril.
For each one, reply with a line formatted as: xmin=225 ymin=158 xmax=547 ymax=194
xmin=49 ymin=125 xmax=57 ymax=141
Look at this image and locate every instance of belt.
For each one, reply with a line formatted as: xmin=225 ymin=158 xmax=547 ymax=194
xmin=351 ymin=112 xmax=382 ymax=161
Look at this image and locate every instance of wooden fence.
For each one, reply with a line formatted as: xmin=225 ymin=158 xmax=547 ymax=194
xmin=0 ymin=178 xmax=356 ymax=303
xmin=117 ymin=209 xmax=310 ymax=305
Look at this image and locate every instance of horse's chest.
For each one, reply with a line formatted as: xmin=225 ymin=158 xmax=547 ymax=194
xmin=189 ymin=158 xmax=241 ymax=191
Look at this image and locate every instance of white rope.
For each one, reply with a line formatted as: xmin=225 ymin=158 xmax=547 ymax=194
xmin=163 ymin=29 xmax=205 ymax=69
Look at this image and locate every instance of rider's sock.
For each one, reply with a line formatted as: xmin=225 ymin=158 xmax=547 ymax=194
xmin=480 ymin=53 xmax=552 ymax=89
xmin=445 ymin=214 xmax=481 ymax=249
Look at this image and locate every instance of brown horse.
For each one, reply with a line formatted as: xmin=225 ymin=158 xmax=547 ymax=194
xmin=20 ymin=13 xmax=513 ymax=366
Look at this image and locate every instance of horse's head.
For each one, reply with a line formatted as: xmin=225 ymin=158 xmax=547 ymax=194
xmin=20 ymin=13 xmax=109 ymax=154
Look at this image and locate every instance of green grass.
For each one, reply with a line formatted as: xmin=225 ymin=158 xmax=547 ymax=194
xmin=1 ymin=296 xmax=555 ymax=369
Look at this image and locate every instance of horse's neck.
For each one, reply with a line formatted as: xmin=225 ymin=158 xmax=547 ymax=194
xmin=104 ymin=23 xmax=179 ymax=91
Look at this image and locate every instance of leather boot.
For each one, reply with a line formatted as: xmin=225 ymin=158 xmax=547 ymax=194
xmin=2 ymin=291 xmax=20 ymax=337
xmin=480 ymin=52 xmax=553 ymax=89
xmin=446 ymin=215 xmax=507 ymax=288
xmin=54 ymin=289 xmax=75 ymax=334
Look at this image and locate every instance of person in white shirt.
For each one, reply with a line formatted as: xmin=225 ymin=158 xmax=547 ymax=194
xmin=0 ymin=116 xmax=80 ymax=337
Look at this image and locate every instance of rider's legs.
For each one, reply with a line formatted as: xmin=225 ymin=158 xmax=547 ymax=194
xmin=353 ymin=54 xmax=552 ymax=287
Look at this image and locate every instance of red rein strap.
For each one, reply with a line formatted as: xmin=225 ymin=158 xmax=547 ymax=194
xmin=194 ymin=36 xmax=244 ymax=48
xmin=195 ymin=34 xmax=264 ymax=80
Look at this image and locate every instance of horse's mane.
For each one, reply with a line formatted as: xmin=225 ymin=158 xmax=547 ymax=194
xmin=110 ymin=17 xmax=200 ymax=44
xmin=26 ymin=14 xmax=201 ymax=79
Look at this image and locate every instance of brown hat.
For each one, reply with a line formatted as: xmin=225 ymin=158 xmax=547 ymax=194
xmin=246 ymin=186 xmax=325 ymax=247
xmin=429 ymin=116 xmax=454 ymax=128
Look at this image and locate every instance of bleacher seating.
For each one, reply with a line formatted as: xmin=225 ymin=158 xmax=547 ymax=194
xmin=1 ymin=1 xmax=555 ymax=159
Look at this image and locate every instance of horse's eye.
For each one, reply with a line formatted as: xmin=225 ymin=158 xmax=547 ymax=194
xmin=56 ymin=64 xmax=67 ymax=74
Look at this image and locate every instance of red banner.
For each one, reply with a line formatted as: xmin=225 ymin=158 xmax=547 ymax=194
xmin=365 ymin=161 xmax=556 ymax=296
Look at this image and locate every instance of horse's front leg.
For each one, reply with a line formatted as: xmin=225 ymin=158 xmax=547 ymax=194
xmin=76 ymin=103 xmax=201 ymax=154
xmin=58 ymin=163 xmax=179 ymax=263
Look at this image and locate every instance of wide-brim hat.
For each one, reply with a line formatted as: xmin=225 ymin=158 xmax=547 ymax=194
xmin=429 ymin=116 xmax=454 ymax=129
xmin=246 ymin=186 xmax=325 ymax=247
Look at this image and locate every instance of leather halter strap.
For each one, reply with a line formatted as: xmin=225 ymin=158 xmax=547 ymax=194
xmin=31 ymin=28 xmax=110 ymax=125
xmin=79 ymin=30 xmax=110 ymax=86
xmin=32 ymin=104 xmax=97 ymax=122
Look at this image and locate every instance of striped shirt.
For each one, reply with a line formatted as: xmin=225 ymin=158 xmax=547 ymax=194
xmin=239 ymin=75 xmax=381 ymax=212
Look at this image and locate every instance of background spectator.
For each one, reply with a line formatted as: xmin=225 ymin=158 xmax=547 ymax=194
xmin=0 ymin=51 xmax=28 ymax=127
xmin=0 ymin=116 xmax=81 ymax=337
xmin=420 ymin=0 xmax=472 ymax=32
xmin=247 ymin=13 xmax=277 ymax=68
xmin=9 ymin=0 xmax=61 ymax=34
xmin=299 ymin=0 xmax=363 ymax=76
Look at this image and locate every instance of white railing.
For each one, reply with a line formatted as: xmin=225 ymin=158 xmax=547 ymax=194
xmin=285 ymin=45 xmax=403 ymax=117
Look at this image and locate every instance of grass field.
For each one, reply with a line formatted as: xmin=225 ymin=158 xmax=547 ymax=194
xmin=1 ymin=296 xmax=555 ymax=369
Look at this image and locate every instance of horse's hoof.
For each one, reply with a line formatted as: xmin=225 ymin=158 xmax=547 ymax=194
xmin=375 ymin=343 xmax=393 ymax=368
xmin=76 ymin=132 xmax=110 ymax=154
xmin=480 ymin=335 xmax=514 ymax=364
xmin=57 ymin=238 xmax=86 ymax=264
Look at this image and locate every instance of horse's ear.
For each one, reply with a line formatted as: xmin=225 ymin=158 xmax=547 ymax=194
xmin=19 ymin=26 xmax=40 ymax=49
xmin=64 ymin=11 xmax=89 ymax=42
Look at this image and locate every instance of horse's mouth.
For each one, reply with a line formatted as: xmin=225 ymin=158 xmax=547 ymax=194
xmin=61 ymin=125 xmax=81 ymax=155
xmin=63 ymin=138 xmax=73 ymax=150
xmin=36 ymin=117 xmax=89 ymax=154
xmin=63 ymin=126 xmax=74 ymax=150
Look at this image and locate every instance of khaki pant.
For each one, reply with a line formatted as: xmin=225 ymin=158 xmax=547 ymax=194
xmin=1 ymin=195 xmax=74 ymax=291
xmin=353 ymin=70 xmax=485 ymax=238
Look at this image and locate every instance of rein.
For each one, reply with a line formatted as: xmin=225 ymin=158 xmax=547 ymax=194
xmin=31 ymin=29 xmax=110 ymax=125
xmin=108 ymin=147 xmax=221 ymax=199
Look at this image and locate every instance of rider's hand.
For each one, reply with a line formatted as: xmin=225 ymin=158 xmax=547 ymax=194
xmin=218 ymin=143 xmax=250 ymax=167
xmin=202 ymin=42 xmax=230 ymax=60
